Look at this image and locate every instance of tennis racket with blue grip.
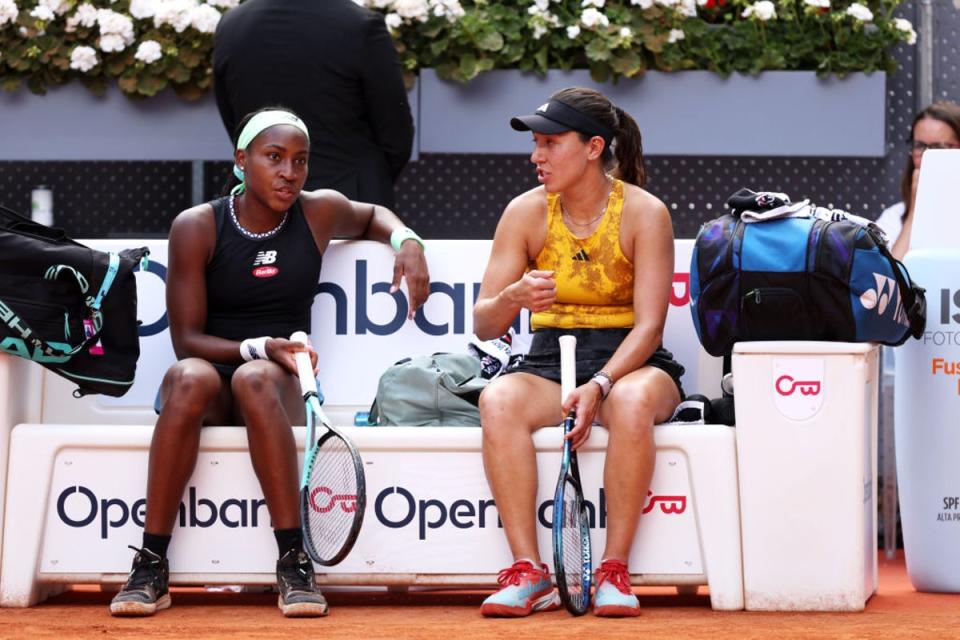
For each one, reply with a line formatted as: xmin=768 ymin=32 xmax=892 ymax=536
xmin=552 ymin=333 xmax=593 ymax=615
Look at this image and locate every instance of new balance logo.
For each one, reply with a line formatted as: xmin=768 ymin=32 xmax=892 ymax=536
xmin=572 ymin=249 xmax=590 ymax=262
xmin=253 ymin=250 xmax=277 ymax=266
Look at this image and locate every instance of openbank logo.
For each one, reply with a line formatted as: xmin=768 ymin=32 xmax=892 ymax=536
xmin=135 ymin=259 xmax=694 ymax=339
xmin=56 ymin=485 xmax=687 ymax=541
xmin=772 ymin=357 xmax=825 ymax=421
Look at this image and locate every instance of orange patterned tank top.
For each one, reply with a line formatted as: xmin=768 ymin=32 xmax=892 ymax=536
xmin=530 ymin=179 xmax=634 ymax=329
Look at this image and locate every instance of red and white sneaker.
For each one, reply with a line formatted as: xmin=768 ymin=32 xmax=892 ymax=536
xmin=480 ymin=560 xmax=562 ymax=617
xmin=593 ymin=559 xmax=641 ymax=617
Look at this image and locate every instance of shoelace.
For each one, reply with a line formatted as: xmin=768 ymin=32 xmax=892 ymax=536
xmin=595 ymin=559 xmax=632 ymax=595
xmin=125 ymin=545 xmax=161 ymax=589
xmin=496 ymin=561 xmax=538 ymax=587
xmin=280 ymin=552 xmax=315 ymax=591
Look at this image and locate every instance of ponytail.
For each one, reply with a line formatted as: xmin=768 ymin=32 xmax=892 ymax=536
xmin=611 ymin=105 xmax=646 ymax=188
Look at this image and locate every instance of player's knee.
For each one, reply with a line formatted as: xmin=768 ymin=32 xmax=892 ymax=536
xmin=607 ymin=384 xmax=657 ymax=437
xmin=479 ymin=378 xmax=525 ymax=429
xmin=230 ymin=361 xmax=275 ymax=397
xmin=163 ymin=361 xmax=221 ymax=406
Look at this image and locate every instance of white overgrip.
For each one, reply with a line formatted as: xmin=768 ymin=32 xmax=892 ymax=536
xmin=559 ymin=334 xmax=577 ymax=407
xmin=289 ymin=331 xmax=318 ymax=395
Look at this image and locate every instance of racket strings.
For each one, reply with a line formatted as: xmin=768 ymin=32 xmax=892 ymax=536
xmin=560 ymin=480 xmax=587 ymax=606
xmin=304 ymin=435 xmax=361 ymax=561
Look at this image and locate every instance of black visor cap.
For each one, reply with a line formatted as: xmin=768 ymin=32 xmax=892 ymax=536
xmin=510 ymin=98 xmax=614 ymax=144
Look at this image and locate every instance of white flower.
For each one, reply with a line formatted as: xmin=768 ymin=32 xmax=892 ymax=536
xmin=619 ymin=26 xmax=632 ymax=38
xmin=98 ymin=9 xmax=135 ymax=41
xmin=135 ymin=40 xmax=164 ymax=64
xmin=566 ymin=24 xmax=581 ymax=39
xmin=30 ymin=5 xmax=56 ymax=21
xmin=894 ymin=17 xmax=917 ymax=45
xmin=394 ymin=0 xmax=430 ymax=22
xmin=534 ymin=0 xmax=550 ymax=10
xmin=668 ymin=28 xmax=685 ymax=43
xmin=580 ymin=7 xmax=609 ymax=28
xmin=845 ymin=3 xmax=873 ymax=22
xmin=0 ymin=0 xmax=19 ymax=27
xmin=803 ymin=0 xmax=830 ymax=8
xmin=679 ymin=0 xmax=697 ymax=16
xmin=385 ymin=12 xmax=403 ymax=29
xmin=99 ymin=34 xmax=126 ymax=52
xmin=742 ymin=0 xmax=776 ymax=20
xmin=39 ymin=0 xmax=70 ymax=15
xmin=154 ymin=0 xmax=196 ymax=33
xmin=582 ymin=0 xmax=605 ymax=7
xmin=65 ymin=3 xmax=99 ymax=31
xmin=189 ymin=4 xmax=221 ymax=33
xmin=631 ymin=0 xmax=654 ymax=8
xmin=430 ymin=0 xmax=464 ymax=21
xmin=129 ymin=0 xmax=159 ymax=19
xmin=70 ymin=46 xmax=99 ymax=72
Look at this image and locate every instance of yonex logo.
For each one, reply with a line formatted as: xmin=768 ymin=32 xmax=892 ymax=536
xmin=572 ymin=249 xmax=590 ymax=262
xmin=309 ymin=486 xmax=358 ymax=514
xmin=253 ymin=250 xmax=277 ymax=266
xmin=859 ymin=272 xmax=909 ymax=327
xmin=775 ymin=375 xmax=821 ymax=397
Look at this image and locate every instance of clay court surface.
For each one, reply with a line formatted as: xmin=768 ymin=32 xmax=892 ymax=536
xmin=0 ymin=553 xmax=952 ymax=639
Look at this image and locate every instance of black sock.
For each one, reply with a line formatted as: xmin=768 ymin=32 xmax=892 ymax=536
xmin=274 ymin=528 xmax=303 ymax=558
xmin=142 ymin=532 xmax=171 ymax=559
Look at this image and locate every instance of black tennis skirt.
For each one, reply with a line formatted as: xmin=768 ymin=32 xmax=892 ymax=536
xmin=504 ymin=327 xmax=685 ymax=398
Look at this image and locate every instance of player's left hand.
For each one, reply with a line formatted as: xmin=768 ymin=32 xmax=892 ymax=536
xmin=391 ymin=241 xmax=430 ymax=320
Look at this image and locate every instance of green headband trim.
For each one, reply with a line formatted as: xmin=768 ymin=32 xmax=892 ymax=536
xmin=232 ymin=110 xmax=310 ymax=195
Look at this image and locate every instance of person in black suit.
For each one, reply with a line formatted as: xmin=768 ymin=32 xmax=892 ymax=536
xmin=213 ymin=0 xmax=414 ymax=209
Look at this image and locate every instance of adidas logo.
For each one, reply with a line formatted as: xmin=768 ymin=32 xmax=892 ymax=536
xmin=572 ymin=249 xmax=590 ymax=262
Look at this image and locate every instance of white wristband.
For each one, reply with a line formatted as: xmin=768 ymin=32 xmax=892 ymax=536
xmin=591 ymin=371 xmax=614 ymax=399
xmin=390 ymin=227 xmax=425 ymax=252
xmin=240 ymin=336 xmax=270 ymax=362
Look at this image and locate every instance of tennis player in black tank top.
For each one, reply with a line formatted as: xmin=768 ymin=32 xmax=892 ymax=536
xmin=110 ymin=108 xmax=430 ymax=619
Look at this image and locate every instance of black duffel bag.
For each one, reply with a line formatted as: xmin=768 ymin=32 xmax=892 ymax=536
xmin=0 ymin=204 xmax=148 ymax=397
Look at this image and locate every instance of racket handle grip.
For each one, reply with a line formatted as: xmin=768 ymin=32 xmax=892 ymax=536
xmin=559 ymin=334 xmax=577 ymax=405
xmin=289 ymin=331 xmax=318 ymax=395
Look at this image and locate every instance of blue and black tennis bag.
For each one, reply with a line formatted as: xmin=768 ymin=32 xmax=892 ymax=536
xmin=0 ymin=204 xmax=148 ymax=397
xmin=690 ymin=189 xmax=927 ymax=357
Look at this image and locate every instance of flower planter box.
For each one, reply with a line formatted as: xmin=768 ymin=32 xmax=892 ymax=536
xmin=418 ymin=69 xmax=887 ymax=158
xmin=0 ymin=82 xmax=421 ymax=162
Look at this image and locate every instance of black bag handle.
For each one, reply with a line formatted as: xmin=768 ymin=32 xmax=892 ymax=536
xmin=0 ymin=204 xmax=73 ymax=244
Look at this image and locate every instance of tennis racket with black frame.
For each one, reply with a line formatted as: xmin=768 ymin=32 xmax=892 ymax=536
xmin=290 ymin=331 xmax=366 ymax=566
xmin=551 ymin=333 xmax=593 ymax=615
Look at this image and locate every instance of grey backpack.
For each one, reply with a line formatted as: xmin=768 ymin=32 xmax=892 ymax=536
xmin=368 ymin=353 xmax=488 ymax=426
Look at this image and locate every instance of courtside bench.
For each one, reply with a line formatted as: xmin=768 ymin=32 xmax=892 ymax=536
xmin=0 ymin=239 xmax=743 ymax=610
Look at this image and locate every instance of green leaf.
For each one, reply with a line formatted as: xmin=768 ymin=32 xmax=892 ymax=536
xmin=584 ymin=38 xmax=612 ymax=62
xmin=476 ymin=30 xmax=504 ymax=52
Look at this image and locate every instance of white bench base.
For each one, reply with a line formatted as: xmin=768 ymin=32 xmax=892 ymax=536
xmin=0 ymin=423 xmax=743 ymax=610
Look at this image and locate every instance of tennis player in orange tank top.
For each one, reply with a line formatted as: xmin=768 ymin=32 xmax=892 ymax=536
xmin=474 ymin=88 xmax=684 ymax=618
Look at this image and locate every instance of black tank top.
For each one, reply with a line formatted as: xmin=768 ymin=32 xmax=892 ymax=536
xmin=205 ymin=196 xmax=323 ymax=342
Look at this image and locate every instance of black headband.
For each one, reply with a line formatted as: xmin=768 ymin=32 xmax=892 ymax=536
xmin=510 ymin=99 xmax=615 ymax=147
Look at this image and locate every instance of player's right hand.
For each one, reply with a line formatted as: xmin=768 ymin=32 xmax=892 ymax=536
xmin=505 ymin=270 xmax=556 ymax=312
xmin=266 ymin=337 xmax=318 ymax=376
